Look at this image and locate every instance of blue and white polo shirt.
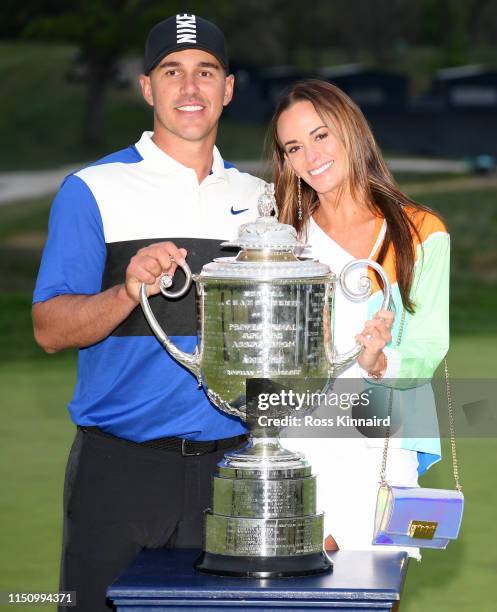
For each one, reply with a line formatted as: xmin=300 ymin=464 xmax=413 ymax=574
xmin=33 ymin=131 xmax=266 ymax=442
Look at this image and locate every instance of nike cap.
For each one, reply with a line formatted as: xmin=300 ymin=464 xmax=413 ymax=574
xmin=144 ymin=13 xmax=229 ymax=75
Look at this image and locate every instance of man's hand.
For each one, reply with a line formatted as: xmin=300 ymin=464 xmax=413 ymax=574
xmin=32 ymin=242 xmax=188 ymax=353
xmin=125 ymin=242 xmax=188 ymax=304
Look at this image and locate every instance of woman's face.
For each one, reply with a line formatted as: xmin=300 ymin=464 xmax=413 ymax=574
xmin=276 ymin=100 xmax=349 ymax=198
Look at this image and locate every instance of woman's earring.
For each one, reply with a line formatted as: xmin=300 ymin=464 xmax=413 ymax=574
xmin=297 ymin=176 xmax=303 ymax=222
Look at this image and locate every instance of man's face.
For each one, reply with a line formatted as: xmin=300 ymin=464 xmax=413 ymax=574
xmin=140 ymin=49 xmax=234 ymax=143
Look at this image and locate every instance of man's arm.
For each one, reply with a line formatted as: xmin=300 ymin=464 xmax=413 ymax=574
xmin=33 ymin=242 xmax=187 ymax=353
xmin=32 ymin=286 xmax=135 ymax=353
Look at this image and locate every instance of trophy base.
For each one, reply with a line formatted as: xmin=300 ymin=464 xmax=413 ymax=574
xmin=194 ymin=551 xmax=332 ymax=578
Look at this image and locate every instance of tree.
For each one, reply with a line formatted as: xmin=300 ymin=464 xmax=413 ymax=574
xmin=7 ymin=0 xmax=230 ymax=147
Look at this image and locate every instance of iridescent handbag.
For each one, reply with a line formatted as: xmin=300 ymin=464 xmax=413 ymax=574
xmin=373 ymin=482 xmax=464 ymax=549
xmin=372 ymin=312 xmax=464 ymax=550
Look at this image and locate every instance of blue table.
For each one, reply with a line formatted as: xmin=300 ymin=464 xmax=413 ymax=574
xmin=107 ymin=548 xmax=409 ymax=610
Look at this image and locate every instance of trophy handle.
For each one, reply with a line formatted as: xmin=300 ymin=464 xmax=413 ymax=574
xmin=330 ymin=259 xmax=392 ymax=370
xmin=139 ymin=260 xmax=201 ymax=381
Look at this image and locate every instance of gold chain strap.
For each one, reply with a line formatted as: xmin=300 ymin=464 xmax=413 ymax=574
xmin=379 ymin=309 xmax=406 ymax=484
xmin=379 ymin=313 xmax=462 ymax=491
xmin=445 ymin=358 xmax=462 ymax=491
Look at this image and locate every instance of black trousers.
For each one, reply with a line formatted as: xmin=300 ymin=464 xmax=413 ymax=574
xmin=59 ymin=427 xmax=244 ymax=611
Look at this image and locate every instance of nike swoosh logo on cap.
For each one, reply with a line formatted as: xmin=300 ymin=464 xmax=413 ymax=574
xmin=230 ymin=206 xmax=249 ymax=215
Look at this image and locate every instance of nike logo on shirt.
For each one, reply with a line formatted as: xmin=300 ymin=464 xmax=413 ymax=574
xmin=230 ymin=206 xmax=249 ymax=215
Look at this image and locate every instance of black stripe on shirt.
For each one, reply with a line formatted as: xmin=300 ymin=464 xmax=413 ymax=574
xmin=102 ymin=237 xmax=235 ymax=337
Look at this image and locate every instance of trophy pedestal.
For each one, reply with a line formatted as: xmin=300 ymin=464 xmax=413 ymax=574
xmin=195 ymin=438 xmax=332 ymax=577
xmin=195 ymin=551 xmax=331 ymax=578
xmin=108 ymin=548 xmax=409 ymax=611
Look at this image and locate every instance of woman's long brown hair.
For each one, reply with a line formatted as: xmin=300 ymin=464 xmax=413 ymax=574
xmin=269 ymin=79 xmax=437 ymax=313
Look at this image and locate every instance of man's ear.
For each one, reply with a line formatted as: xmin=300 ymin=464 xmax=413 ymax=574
xmin=139 ymin=74 xmax=154 ymax=107
xmin=223 ymin=73 xmax=235 ymax=107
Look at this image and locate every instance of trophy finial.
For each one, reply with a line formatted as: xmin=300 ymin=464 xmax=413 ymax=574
xmin=257 ymin=183 xmax=278 ymax=218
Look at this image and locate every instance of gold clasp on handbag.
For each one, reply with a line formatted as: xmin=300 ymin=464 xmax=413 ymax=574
xmin=408 ymin=520 xmax=438 ymax=539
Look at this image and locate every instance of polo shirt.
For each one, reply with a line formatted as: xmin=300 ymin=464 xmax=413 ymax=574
xmin=33 ymin=132 xmax=267 ymax=442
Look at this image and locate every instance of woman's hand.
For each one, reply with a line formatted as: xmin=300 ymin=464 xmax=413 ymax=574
xmin=356 ymin=309 xmax=395 ymax=374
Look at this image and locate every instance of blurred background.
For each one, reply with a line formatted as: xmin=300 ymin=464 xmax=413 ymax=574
xmin=1 ymin=1 xmax=496 ymax=610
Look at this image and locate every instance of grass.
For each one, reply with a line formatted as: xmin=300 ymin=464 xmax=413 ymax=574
xmin=403 ymin=437 xmax=497 ymax=612
xmin=409 ymin=186 xmax=497 ymax=336
xmin=0 ymin=338 xmax=495 ymax=611
xmin=0 ymin=358 xmax=76 ymax=610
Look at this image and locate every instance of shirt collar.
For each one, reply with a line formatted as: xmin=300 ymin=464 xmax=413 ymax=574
xmin=210 ymin=145 xmax=228 ymax=180
xmin=135 ymin=131 xmax=227 ymax=182
xmin=369 ymin=216 xmax=387 ymax=259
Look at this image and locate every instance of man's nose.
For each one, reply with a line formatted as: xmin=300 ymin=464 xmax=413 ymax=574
xmin=180 ymin=73 xmax=200 ymax=96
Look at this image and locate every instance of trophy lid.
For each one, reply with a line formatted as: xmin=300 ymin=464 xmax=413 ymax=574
xmin=199 ymin=184 xmax=332 ymax=280
xmin=222 ymin=183 xmax=301 ymax=252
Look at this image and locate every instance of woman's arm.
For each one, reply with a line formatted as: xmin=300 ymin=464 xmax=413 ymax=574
xmin=378 ymin=230 xmax=450 ymax=387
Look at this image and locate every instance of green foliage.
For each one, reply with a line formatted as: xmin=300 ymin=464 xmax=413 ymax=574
xmin=8 ymin=2 xmax=202 ymax=146
xmin=7 ymin=0 xmax=235 ymax=55
xmin=0 ymin=42 xmax=89 ymax=168
xmin=0 ymin=42 xmax=268 ymax=169
xmin=8 ymin=1 xmax=171 ymax=52
xmin=3 ymin=38 xmax=497 ymax=165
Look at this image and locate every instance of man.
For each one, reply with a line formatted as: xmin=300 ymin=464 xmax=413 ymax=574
xmin=32 ymin=13 xmax=266 ymax=611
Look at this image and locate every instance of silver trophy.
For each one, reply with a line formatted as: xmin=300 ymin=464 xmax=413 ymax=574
xmin=140 ymin=184 xmax=391 ymax=577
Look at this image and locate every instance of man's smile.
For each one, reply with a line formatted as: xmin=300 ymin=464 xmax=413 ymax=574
xmin=176 ymin=105 xmax=205 ymax=112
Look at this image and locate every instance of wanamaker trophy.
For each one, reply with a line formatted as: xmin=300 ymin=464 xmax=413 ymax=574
xmin=140 ymin=184 xmax=391 ymax=577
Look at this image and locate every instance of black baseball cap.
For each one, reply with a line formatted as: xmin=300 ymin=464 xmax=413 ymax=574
xmin=144 ymin=13 xmax=229 ymax=75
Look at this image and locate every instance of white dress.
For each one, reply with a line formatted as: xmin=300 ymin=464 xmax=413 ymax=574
xmin=283 ymin=217 xmax=421 ymax=560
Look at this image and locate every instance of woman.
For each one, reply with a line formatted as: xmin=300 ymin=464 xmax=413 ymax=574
xmin=270 ymin=80 xmax=449 ymax=558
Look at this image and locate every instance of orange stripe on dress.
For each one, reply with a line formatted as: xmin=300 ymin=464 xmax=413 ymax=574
xmin=367 ymin=208 xmax=448 ymax=296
